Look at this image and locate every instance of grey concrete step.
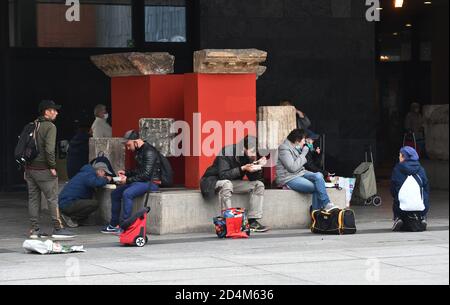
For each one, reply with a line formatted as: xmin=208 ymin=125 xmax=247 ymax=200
xmin=93 ymin=187 xmax=347 ymax=235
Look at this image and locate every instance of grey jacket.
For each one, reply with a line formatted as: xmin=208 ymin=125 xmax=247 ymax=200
xmin=275 ymin=139 xmax=309 ymax=186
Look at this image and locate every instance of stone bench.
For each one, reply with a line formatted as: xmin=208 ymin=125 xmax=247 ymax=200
xmin=93 ymin=186 xmax=347 ymax=235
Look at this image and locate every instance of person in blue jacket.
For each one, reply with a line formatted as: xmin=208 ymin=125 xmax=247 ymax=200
xmin=391 ymin=146 xmax=430 ymax=232
xmin=59 ymin=162 xmax=112 ymax=228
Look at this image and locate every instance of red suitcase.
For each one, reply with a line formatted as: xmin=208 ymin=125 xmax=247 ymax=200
xmin=119 ymin=192 xmax=151 ymax=247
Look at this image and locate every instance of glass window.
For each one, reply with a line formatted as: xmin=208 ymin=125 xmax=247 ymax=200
xmin=9 ymin=0 xmax=132 ymax=48
xmin=379 ymin=30 xmax=412 ymax=62
xmin=145 ymin=0 xmax=186 ymax=43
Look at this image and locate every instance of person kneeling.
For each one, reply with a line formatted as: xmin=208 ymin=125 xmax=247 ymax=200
xmin=391 ymin=146 xmax=430 ymax=232
xmin=59 ymin=162 xmax=112 ymax=228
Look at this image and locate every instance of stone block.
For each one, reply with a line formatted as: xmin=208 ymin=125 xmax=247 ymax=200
xmin=139 ymin=118 xmax=176 ymax=157
xmin=94 ymin=188 xmax=347 ymax=235
xmin=423 ymin=105 xmax=449 ymax=161
xmin=258 ymin=106 xmax=297 ymax=150
xmin=91 ymin=52 xmax=175 ymax=78
xmin=194 ymin=49 xmax=267 ymax=78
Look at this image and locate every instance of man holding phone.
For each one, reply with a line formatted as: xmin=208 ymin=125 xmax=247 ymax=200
xmin=201 ymin=136 xmax=270 ymax=233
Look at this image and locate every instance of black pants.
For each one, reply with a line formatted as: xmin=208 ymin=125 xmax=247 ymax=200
xmin=60 ymin=199 xmax=99 ymax=222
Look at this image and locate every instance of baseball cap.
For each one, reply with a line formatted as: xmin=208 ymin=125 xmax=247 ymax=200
xmin=122 ymin=130 xmax=140 ymax=142
xmin=93 ymin=162 xmax=113 ymax=175
xmin=38 ymin=100 xmax=62 ymax=114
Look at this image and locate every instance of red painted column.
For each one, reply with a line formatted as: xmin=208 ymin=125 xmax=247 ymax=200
xmin=184 ymin=73 xmax=257 ymax=189
xmin=111 ymin=75 xmax=185 ymax=185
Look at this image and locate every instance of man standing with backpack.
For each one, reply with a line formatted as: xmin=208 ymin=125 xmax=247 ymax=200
xmin=23 ymin=100 xmax=76 ymax=239
xmin=101 ymin=130 xmax=166 ymax=234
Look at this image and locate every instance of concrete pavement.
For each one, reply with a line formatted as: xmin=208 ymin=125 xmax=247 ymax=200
xmin=0 ymin=184 xmax=448 ymax=285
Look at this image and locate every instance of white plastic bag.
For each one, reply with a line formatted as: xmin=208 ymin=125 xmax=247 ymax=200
xmin=23 ymin=240 xmax=86 ymax=255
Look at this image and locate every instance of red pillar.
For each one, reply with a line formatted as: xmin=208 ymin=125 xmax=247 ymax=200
xmin=111 ymin=75 xmax=185 ymax=184
xmin=184 ymin=73 xmax=257 ymax=189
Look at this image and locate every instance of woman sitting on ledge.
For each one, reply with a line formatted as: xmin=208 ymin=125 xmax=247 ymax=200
xmin=275 ymin=129 xmax=338 ymax=212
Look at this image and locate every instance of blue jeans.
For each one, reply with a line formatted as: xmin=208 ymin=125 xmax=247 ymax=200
xmin=110 ymin=182 xmax=159 ymax=226
xmin=286 ymin=172 xmax=330 ymax=210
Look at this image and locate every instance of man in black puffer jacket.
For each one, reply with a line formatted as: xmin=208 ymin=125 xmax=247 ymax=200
xmin=102 ymin=130 xmax=161 ymax=234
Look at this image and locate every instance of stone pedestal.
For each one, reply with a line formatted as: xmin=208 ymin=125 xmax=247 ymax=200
xmin=89 ymin=138 xmax=126 ymax=174
xmin=258 ymin=106 xmax=297 ymax=151
xmin=184 ymin=73 xmax=257 ymax=189
xmin=423 ymin=104 xmax=449 ymax=161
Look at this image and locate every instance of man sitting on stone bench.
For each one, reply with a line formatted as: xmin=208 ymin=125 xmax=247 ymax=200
xmin=101 ymin=130 xmax=160 ymax=235
xmin=201 ymin=136 xmax=270 ymax=233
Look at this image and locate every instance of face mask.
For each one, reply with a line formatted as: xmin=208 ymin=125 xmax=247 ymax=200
xmin=104 ymin=113 xmax=109 ymax=120
xmin=306 ymin=143 xmax=314 ymax=151
xmin=295 ymin=145 xmax=302 ymax=151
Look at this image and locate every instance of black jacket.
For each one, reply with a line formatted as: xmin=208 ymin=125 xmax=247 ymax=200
xmin=304 ymin=150 xmax=328 ymax=177
xmin=125 ymin=142 xmax=161 ymax=184
xmin=200 ymin=144 xmax=263 ymax=199
xmin=66 ymin=131 xmax=90 ymax=179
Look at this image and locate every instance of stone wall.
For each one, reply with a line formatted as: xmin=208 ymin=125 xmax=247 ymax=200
xmin=423 ymin=104 xmax=449 ymax=161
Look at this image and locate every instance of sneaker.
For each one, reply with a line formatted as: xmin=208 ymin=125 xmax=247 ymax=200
xmin=52 ymin=228 xmax=77 ymax=240
xmin=249 ymin=220 xmax=270 ymax=233
xmin=421 ymin=218 xmax=428 ymax=230
xmin=61 ymin=214 xmax=79 ymax=228
xmin=29 ymin=229 xmax=49 ymax=239
xmin=101 ymin=225 xmax=123 ymax=235
xmin=392 ymin=218 xmax=404 ymax=232
xmin=324 ymin=203 xmax=339 ymax=212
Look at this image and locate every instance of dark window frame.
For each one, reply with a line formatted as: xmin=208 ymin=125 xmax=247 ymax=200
xmin=7 ymin=0 xmax=193 ymax=51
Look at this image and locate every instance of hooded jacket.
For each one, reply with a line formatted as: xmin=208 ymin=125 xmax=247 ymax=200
xmin=59 ymin=164 xmax=108 ymax=209
xmin=391 ymin=160 xmax=430 ymax=216
xmin=200 ymin=144 xmax=264 ymax=199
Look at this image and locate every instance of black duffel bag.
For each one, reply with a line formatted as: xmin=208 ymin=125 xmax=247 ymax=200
xmin=311 ymin=208 xmax=357 ymax=235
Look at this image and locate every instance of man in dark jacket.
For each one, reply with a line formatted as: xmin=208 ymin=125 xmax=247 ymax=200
xmin=391 ymin=146 xmax=430 ymax=232
xmin=201 ymin=136 xmax=269 ymax=233
xmin=102 ymin=130 xmax=160 ymax=234
xmin=25 ymin=100 xmax=75 ymax=239
xmin=66 ymin=121 xmax=91 ymax=179
xmin=59 ymin=162 xmax=112 ymax=227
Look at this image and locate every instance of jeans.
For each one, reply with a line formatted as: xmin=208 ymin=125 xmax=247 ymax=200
xmin=286 ymin=172 xmax=330 ymax=210
xmin=110 ymin=182 xmax=159 ymax=227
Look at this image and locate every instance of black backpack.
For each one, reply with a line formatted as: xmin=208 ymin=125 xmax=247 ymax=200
xmin=158 ymin=152 xmax=174 ymax=187
xmin=401 ymin=212 xmax=427 ymax=232
xmin=311 ymin=208 xmax=357 ymax=235
xmin=14 ymin=121 xmax=40 ymax=167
